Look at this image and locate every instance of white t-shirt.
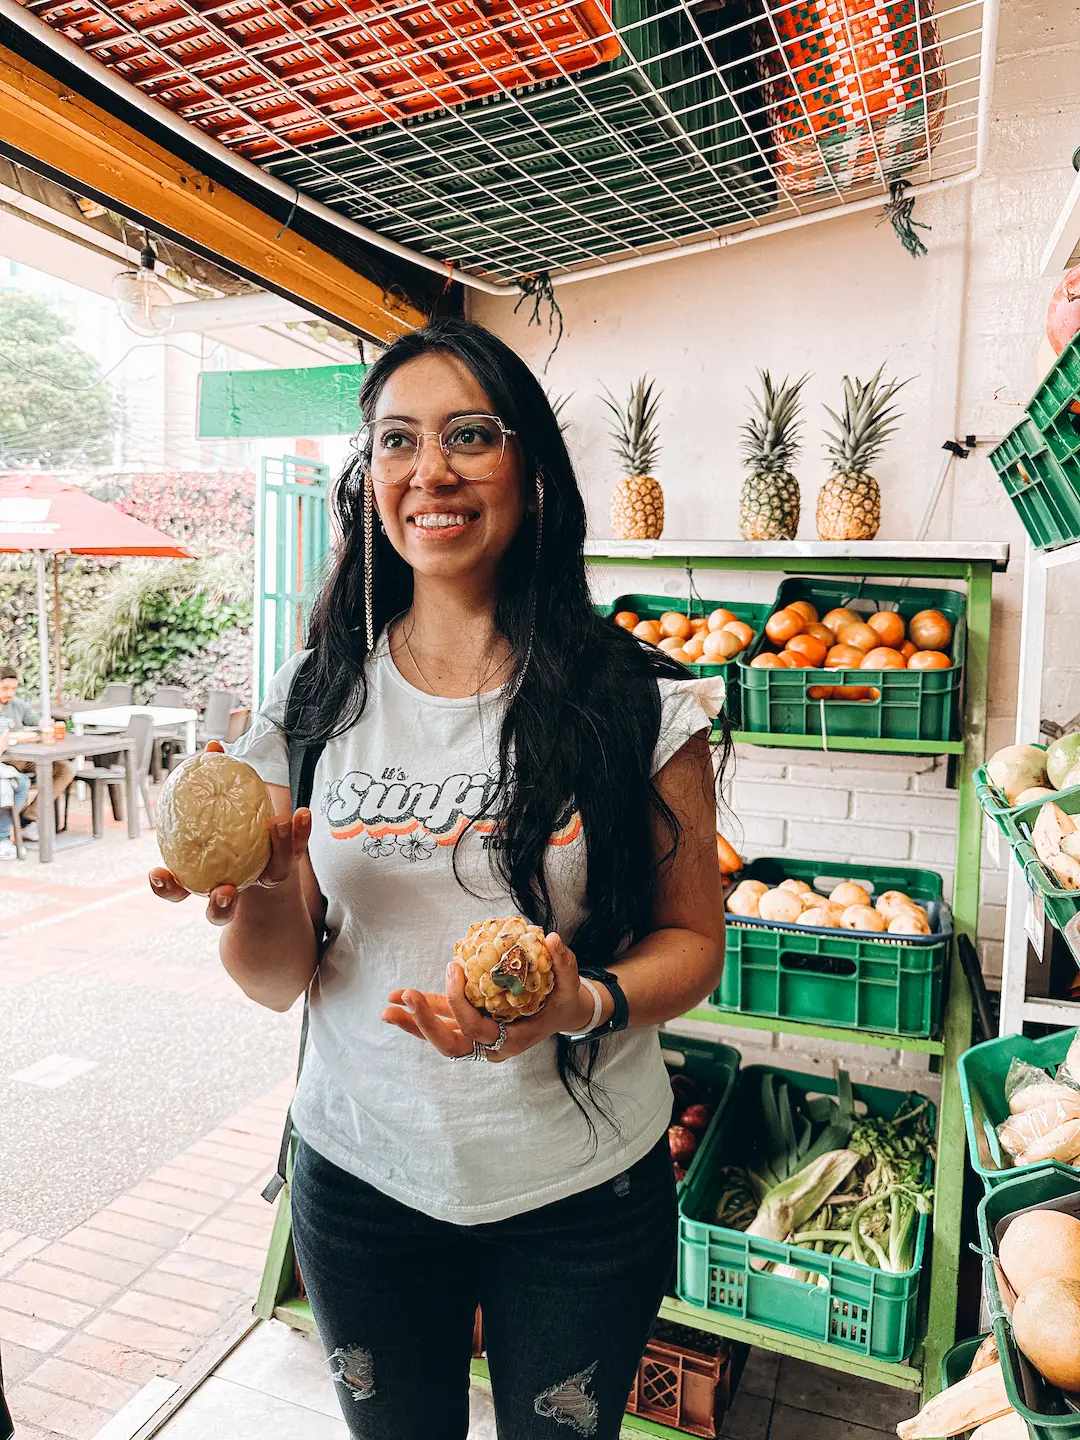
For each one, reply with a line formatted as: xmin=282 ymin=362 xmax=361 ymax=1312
xmin=231 ymin=640 xmax=710 ymax=1224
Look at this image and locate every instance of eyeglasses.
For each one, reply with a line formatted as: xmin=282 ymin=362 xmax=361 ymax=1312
xmin=357 ymin=413 xmax=516 ymax=485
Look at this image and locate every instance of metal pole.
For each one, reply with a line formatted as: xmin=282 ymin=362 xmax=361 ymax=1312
xmin=52 ymin=555 xmax=63 ymax=707
xmin=35 ymin=550 xmax=52 ymax=726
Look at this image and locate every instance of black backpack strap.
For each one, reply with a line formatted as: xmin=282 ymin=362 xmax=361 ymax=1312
xmin=262 ymin=664 xmax=325 ymax=1205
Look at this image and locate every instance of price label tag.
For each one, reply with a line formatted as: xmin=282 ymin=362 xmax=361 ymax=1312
xmin=984 ymin=817 xmax=1001 ymax=866
xmin=1025 ymin=889 xmax=1045 ymax=952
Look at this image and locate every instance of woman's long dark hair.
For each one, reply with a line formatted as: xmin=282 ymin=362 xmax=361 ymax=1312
xmin=292 ymin=317 xmax=730 ymax=1144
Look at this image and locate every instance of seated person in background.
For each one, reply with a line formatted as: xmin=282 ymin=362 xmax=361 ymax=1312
xmin=0 ymin=667 xmax=75 ymax=843
xmin=0 ymin=732 xmax=31 ymax=860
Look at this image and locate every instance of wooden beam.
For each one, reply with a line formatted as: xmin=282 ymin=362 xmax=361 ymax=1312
xmin=0 ymin=44 xmax=425 ymax=340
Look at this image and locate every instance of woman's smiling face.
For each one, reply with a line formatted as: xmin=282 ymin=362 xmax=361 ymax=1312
xmin=369 ymin=351 xmax=528 ymax=585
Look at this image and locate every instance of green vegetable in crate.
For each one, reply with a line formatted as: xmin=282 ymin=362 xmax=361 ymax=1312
xmin=738 ymin=371 xmax=808 ymax=541
xmin=816 ymin=367 xmax=909 ymax=542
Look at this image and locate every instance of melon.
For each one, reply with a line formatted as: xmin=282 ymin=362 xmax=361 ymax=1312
xmin=1012 ymin=1275 xmax=1080 ymax=1392
xmin=1047 ymin=733 xmax=1080 ymax=790
xmin=1047 ymin=263 xmax=1080 ymax=355
xmin=998 ymin=1209 xmax=1080 ymax=1295
xmin=986 ymin=745 xmax=1049 ymax=804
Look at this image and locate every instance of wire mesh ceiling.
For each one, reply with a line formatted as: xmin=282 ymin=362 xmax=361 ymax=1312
xmin=20 ymin=0 xmax=992 ymax=285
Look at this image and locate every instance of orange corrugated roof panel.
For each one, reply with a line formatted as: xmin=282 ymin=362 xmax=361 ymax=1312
xmin=23 ymin=0 xmax=622 ymax=156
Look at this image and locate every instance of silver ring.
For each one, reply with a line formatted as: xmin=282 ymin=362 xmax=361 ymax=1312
xmin=256 ymin=875 xmax=286 ymax=890
xmin=450 ymin=1040 xmax=485 ymax=1062
xmin=480 ymin=1019 xmax=509 ymax=1054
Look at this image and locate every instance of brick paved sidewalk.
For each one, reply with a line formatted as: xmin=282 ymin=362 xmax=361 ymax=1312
xmin=1 ymin=1077 xmax=293 ymax=1440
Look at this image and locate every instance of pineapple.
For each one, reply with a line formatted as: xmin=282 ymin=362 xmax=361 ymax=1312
xmin=602 ymin=376 xmax=664 ymax=540
xmin=456 ymin=916 xmax=554 ymax=1021
xmin=816 ymin=368 xmax=908 ymax=541
xmin=738 ymin=371 xmax=808 ymax=541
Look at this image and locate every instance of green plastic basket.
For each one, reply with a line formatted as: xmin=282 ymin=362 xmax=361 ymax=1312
xmin=677 ymin=1065 xmax=934 ymax=1363
xmin=989 ymin=419 xmax=1080 ymax=553
xmin=1001 ymin=788 xmax=1080 ymax=934
xmin=1028 ymin=331 xmax=1080 ymax=467
xmin=975 ymin=1168 xmax=1080 ymax=1438
xmin=973 ymin=744 xmax=1053 ymax=839
xmin=712 ymin=857 xmax=950 ymax=1037
xmin=596 ymin=593 xmax=771 ymax=726
xmin=957 ymin=1028 xmax=1079 ymax=1189
xmin=659 ymin=1031 xmax=741 ymax=1192
xmin=738 ymin=579 xmax=966 ymax=743
xmin=941 ymin=1335 xmax=990 ymax=1391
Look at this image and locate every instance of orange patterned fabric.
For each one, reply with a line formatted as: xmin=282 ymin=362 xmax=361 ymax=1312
xmin=763 ymin=0 xmax=946 ymax=196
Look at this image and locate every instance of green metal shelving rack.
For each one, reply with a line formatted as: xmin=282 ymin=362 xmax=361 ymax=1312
xmin=255 ymin=537 xmax=1008 ymax=1434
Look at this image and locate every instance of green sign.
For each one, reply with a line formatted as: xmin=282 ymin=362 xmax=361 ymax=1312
xmin=197 ymin=363 xmax=368 ymax=438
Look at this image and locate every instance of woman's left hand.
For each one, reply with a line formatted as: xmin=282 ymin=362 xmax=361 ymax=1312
xmin=382 ymin=934 xmax=594 ymax=1062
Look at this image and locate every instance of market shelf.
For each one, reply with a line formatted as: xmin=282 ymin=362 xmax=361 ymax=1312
xmin=681 ymin=1006 xmax=946 ymax=1054
xmin=658 ymin=1297 xmax=923 ymax=1392
xmin=726 ymin=729 xmax=966 ymax=755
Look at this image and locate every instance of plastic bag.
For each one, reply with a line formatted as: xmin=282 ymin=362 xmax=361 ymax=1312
xmin=1004 ymin=1057 xmax=1079 ymax=1115
xmin=998 ymin=1096 xmax=1080 ymax=1161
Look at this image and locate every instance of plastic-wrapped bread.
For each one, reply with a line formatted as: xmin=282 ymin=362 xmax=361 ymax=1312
xmin=156 ymin=752 xmax=273 ymax=896
xmin=1016 ymin=1116 xmax=1080 ymax=1166
xmin=997 ymin=1097 xmax=1080 ymax=1158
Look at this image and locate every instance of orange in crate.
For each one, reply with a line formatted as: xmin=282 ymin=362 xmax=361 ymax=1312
xmin=761 ymin=0 xmax=946 ymax=196
xmin=23 ymin=0 xmax=621 ymax=158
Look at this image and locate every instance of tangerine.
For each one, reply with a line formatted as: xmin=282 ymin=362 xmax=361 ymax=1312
xmin=825 ymin=644 xmax=866 ymax=670
xmin=632 ymin=620 xmax=662 ymax=645
xmin=722 ymin=620 xmax=755 ymax=649
xmin=614 ymin=611 xmax=639 ymax=630
xmin=660 ymin=612 xmax=693 ymax=641
xmin=860 ymin=647 xmax=907 ymax=670
xmin=836 ymin=621 xmax=878 ymax=653
xmin=907 ymin=649 xmax=951 ymax=670
xmin=765 ymin=607 xmax=806 ymax=646
xmin=786 ymin=633 xmax=828 ymax=667
xmin=707 ymin=608 xmax=737 ymax=632
xmin=788 ymin=600 xmax=819 ymax=625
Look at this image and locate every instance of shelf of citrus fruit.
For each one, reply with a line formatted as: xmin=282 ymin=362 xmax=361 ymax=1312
xmin=738 ymin=580 xmax=967 ymax=744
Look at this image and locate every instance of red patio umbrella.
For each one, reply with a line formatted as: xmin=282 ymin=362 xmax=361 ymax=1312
xmin=0 ymin=473 xmax=195 ymax=724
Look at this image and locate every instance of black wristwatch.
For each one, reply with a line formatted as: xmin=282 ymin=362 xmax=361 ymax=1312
xmin=569 ymin=967 xmax=629 ymax=1043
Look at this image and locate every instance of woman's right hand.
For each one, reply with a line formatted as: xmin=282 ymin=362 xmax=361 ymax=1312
xmin=148 ymin=744 xmax=313 ymax=925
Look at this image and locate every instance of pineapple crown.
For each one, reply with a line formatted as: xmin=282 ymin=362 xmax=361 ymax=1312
xmin=600 ymin=375 xmax=662 ymax=478
xmin=739 ymin=371 xmax=810 ymax=476
xmin=823 ymin=367 xmax=911 ymax=476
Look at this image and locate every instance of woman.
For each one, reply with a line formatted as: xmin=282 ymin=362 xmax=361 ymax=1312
xmin=150 ymin=318 xmax=726 ymax=1440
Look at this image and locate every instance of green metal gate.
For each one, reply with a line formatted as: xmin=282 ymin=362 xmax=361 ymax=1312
xmin=255 ymin=454 xmax=331 ymax=705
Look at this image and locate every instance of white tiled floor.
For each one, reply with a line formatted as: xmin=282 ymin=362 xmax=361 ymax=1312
xmin=153 ymin=1319 xmax=498 ymax=1439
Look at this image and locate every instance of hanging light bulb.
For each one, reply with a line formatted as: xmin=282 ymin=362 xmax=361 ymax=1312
xmin=113 ymin=243 xmax=174 ymax=337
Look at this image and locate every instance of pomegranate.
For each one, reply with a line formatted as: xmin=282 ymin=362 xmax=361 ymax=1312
xmin=1047 ymin=263 xmax=1080 ymax=356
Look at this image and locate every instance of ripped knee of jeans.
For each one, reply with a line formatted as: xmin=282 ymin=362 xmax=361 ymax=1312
xmin=534 ymin=1361 xmax=599 ymax=1436
xmin=326 ymin=1344 xmax=375 ymax=1402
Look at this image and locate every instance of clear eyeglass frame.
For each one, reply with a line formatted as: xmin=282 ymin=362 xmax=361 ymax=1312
xmin=356 ymin=412 xmax=516 ymax=485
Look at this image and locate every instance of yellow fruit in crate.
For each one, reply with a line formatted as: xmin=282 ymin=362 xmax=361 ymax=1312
xmin=455 ymin=917 xmax=554 ymax=1021
xmin=156 ymin=751 xmax=272 ymax=896
xmin=830 ymin=881 xmax=871 ymax=909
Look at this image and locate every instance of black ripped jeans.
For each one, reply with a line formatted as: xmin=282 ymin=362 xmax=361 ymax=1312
xmin=290 ymin=1134 xmax=677 ymax=1440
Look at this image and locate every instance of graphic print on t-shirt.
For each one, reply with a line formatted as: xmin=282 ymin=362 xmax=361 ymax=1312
xmin=321 ymin=766 xmax=582 ymax=861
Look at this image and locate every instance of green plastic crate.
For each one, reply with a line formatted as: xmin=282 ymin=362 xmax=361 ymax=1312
xmin=973 ymin=743 xmax=1055 ymax=839
xmin=941 ymin=1335 xmax=989 ymax=1391
xmin=712 ymin=857 xmax=950 ymax=1037
xmin=1001 ymin=787 xmax=1080 ymax=934
xmin=659 ymin=1031 xmax=741 ymax=1192
xmin=677 ymin=1065 xmax=934 ymax=1363
xmin=989 ymin=419 xmax=1080 ymax=553
xmin=596 ymin=593 xmax=771 ymax=726
xmin=958 ymin=1028 xmax=1079 ymax=1189
xmin=739 ymin=579 xmax=966 ymax=743
xmin=975 ymin=1168 xmax=1080 ymax=1438
xmin=1028 ymin=331 xmax=1080 ymax=467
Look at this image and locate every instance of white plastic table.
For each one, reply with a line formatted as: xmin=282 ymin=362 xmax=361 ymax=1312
xmin=70 ymin=704 xmax=198 ymax=755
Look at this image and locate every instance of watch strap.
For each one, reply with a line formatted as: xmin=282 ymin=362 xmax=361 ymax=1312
xmin=572 ymin=966 xmax=629 ymax=1041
